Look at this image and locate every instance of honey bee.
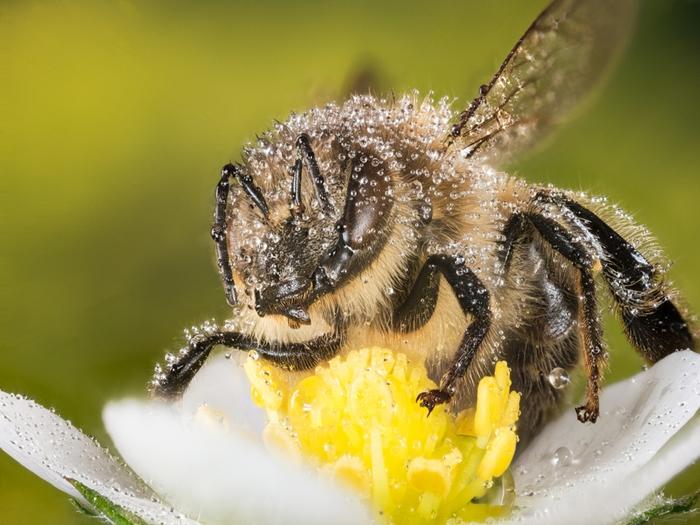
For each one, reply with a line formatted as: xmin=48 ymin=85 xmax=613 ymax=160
xmin=152 ymin=0 xmax=695 ymax=442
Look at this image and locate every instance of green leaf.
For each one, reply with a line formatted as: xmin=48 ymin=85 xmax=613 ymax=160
xmin=70 ymin=497 xmax=100 ymax=517
xmin=624 ymin=491 xmax=699 ymax=525
xmin=67 ymin=478 xmax=149 ymax=525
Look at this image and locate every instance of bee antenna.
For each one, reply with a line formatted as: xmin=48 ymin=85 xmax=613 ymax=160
xmin=295 ymin=133 xmax=332 ymax=214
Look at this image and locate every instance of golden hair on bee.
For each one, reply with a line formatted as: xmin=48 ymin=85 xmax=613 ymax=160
xmin=152 ymin=0 xmax=695 ymax=444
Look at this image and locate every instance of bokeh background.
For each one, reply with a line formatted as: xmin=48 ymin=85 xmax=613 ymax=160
xmin=1 ymin=1 xmax=699 ymax=523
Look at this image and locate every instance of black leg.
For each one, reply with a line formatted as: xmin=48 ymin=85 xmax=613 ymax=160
xmin=152 ymin=331 xmax=227 ymax=399
xmin=151 ymin=328 xmax=343 ymax=399
xmin=536 ymin=191 xmax=695 ymax=361
xmin=211 ymin=165 xmax=237 ymax=306
xmin=526 ymin=211 xmax=606 ymax=423
xmin=414 ymin=255 xmax=492 ymax=415
xmin=497 ymin=240 xmax=581 ymax=443
xmin=526 ymin=212 xmax=595 ymax=268
xmin=573 ymin=269 xmax=605 ymax=423
xmin=211 ymin=164 xmax=270 ymax=306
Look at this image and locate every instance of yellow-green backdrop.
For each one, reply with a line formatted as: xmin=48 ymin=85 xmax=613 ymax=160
xmin=1 ymin=1 xmax=699 ymax=523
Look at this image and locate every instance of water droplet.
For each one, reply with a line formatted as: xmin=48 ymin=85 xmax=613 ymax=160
xmin=249 ymin=350 xmax=260 ymax=361
xmin=550 ymin=446 xmax=573 ymax=467
xmin=547 ymin=367 xmax=570 ymax=390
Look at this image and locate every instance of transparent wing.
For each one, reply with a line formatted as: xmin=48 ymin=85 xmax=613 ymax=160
xmin=451 ymin=0 xmax=636 ymax=164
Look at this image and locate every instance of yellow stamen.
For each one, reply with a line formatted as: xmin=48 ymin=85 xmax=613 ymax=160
xmin=325 ymin=455 xmax=371 ymax=496
xmin=244 ymin=357 xmax=286 ymax=411
xmin=477 ymin=428 xmax=517 ymax=480
xmin=407 ymin=456 xmax=452 ymax=497
xmin=244 ymin=347 xmax=521 ymax=524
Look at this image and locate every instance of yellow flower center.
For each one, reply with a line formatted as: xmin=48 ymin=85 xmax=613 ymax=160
xmin=244 ymin=347 xmax=520 ymax=524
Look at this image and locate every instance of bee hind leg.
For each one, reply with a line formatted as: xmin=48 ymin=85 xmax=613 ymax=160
xmin=413 ymin=254 xmax=492 ymax=416
xmin=560 ymin=196 xmax=695 ymax=360
xmin=534 ymin=192 xmax=695 ymax=358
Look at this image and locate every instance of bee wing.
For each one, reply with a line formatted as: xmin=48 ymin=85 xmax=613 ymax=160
xmin=452 ymin=0 xmax=636 ymax=164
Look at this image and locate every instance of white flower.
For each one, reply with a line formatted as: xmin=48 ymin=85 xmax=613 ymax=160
xmin=0 ymin=350 xmax=698 ymax=525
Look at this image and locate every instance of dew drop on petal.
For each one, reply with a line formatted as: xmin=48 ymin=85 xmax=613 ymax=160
xmin=547 ymin=367 xmax=570 ymax=390
xmin=550 ymin=446 xmax=573 ymax=467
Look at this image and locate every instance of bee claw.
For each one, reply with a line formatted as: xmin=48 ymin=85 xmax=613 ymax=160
xmin=416 ymin=388 xmax=452 ymax=417
xmin=575 ymin=404 xmax=599 ymax=423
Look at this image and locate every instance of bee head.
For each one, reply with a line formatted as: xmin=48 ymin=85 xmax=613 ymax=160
xmin=221 ymin=137 xmax=344 ymax=327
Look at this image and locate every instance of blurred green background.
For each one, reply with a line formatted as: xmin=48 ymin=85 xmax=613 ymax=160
xmin=1 ymin=1 xmax=699 ymax=523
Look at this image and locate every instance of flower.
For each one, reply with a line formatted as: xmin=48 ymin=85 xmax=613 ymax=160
xmin=0 ymin=349 xmax=698 ymax=525
xmin=242 ymin=348 xmax=521 ymax=523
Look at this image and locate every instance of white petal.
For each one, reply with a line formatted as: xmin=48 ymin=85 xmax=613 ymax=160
xmin=103 ymin=398 xmax=374 ymax=525
xmin=180 ymin=353 xmax=266 ymax=436
xmin=508 ymin=350 xmax=700 ymax=525
xmin=0 ymin=391 xmax=198 ymax=525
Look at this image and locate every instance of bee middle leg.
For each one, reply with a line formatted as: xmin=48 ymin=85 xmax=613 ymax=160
xmin=411 ymin=254 xmax=492 ymax=415
xmin=525 ymin=212 xmax=606 ymax=423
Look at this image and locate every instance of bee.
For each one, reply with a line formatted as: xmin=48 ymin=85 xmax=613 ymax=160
xmin=152 ymin=0 xmax=695 ymax=442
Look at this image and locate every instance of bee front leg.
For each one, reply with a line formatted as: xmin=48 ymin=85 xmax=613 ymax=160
xmin=414 ymin=255 xmax=492 ymax=416
xmin=152 ymin=330 xmax=230 ymax=399
xmin=152 ymin=329 xmax=343 ymax=399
